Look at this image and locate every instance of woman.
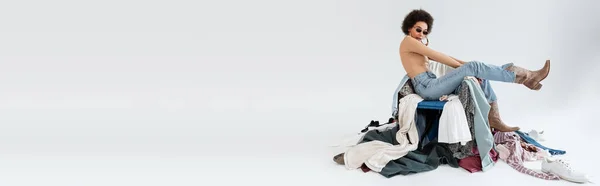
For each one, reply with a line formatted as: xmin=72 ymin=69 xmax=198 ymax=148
xmin=332 ymin=9 xmax=550 ymax=165
xmin=399 ymin=9 xmax=550 ymax=132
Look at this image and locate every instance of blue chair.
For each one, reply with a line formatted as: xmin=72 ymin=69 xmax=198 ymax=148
xmin=415 ymin=100 xmax=446 ymax=148
xmin=417 ymin=100 xmax=447 ymax=110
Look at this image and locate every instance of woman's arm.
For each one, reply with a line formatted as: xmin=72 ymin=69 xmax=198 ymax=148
xmin=429 ymin=56 xmax=466 ymax=65
xmin=404 ymin=37 xmax=462 ymax=68
xmin=429 ymin=55 xmax=482 ymax=84
xmin=450 ymin=57 xmax=466 ymax=65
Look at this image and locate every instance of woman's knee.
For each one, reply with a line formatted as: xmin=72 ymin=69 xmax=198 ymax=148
xmin=462 ymin=61 xmax=485 ymax=75
xmin=465 ymin=61 xmax=484 ymax=68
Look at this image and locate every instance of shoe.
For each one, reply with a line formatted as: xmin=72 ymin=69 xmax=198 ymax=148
xmin=333 ymin=153 xmax=345 ymax=165
xmin=505 ymin=60 xmax=551 ymax=90
xmin=361 ymin=120 xmax=381 ymax=133
xmin=541 ymin=157 xmax=588 ymax=183
xmin=488 ymin=102 xmax=520 ymax=132
xmin=387 ymin=117 xmax=395 ymax=124
xmin=527 ymin=129 xmax=546 ymax=141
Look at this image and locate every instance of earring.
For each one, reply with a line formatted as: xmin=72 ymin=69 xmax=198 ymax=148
xmin=422 ymin=37 xmax=429 ymax=46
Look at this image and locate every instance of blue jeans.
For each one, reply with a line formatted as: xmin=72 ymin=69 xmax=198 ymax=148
xmin=411 ymin=61 xmax=515 ymax=101
xmin=480 ymin=79 xmax=497 ymax=103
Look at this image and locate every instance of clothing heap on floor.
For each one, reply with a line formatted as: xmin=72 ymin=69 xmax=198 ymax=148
xmin=333 ymin=75 xmax=588 ymax=183
xmin=345 ymin=118 xmax=566 ymax=179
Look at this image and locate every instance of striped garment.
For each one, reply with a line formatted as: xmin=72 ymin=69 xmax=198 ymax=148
xmin=493 ymin=131 xmax=559 ymax=180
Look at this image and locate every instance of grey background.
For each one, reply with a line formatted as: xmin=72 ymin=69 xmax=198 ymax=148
xmin=0 ymin=0 xmax=598 ymax=185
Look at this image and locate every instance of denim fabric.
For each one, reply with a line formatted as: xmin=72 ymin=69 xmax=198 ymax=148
xmin=391 ymin=76 xmax=410 ymax=117
xmin=415 ymin=112 xmax=428 ymax=145
xmin=480 ymin=79 xmax=497 ymax=103
xmin=463 ymin=79 xmax=496 ymax=172
xmin=514 ymin=131 xmax=566 ymax=155
xmin=411 ymin=61 xmax=514 ymax=100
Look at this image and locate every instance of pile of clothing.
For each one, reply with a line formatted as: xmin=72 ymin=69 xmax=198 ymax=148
xmin=332 ymin=76 xmax=590 ymax=184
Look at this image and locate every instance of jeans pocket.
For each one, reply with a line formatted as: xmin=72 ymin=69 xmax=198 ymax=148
xmin=415 ymin=78 xmax=430 ymax=88
xmin=413 ymin=82 xmax=425 ymax=95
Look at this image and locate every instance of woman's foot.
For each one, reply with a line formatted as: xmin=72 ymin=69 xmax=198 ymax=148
xmin=506 ymin=60 xmax=551 ymax=90
xmin=488 ymin=102 xmax=520 ymax=132
xmin=333 ymin=153 xmax=345 ymax=165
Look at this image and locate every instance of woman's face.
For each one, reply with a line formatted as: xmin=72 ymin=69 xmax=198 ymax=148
xmin=409 ymin=21 xmax=429 ymax=44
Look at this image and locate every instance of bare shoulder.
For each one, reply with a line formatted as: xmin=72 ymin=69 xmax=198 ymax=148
xmin=400 ymin=36 xmax=419 ymax=52
xmin=400 ymin=35 xmax=413 ymax=45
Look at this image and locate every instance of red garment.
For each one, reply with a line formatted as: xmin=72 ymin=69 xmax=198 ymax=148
xmin=360 ymin=164 xmax=371 ymax=173
xmin=458 ymin=146 xmax=499 ymax=173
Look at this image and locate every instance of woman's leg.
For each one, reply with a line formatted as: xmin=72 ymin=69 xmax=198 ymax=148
xmin=415 ymin=60 xmax=550 ymax=99
xmin=505 ymin=60 xmax=551 ymax=90
xmin=415 ymin=61 xmax=515 ymax=99
xmin=480 ymin=80 xmax=520 ymax=132
xmin=489 ymin=101 xmax=519 ymax=132
xmin=480 ymin=79 xmax=497 ymax=103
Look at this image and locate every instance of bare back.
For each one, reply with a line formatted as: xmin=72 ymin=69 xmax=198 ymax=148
xmin=399 ymin=36 xmax=430 ymax=78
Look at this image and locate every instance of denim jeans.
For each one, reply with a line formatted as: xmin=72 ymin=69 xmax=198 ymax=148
xmin=411 ymin=61 xmax=515 ymax=101
xmin=480 ymin=79 xmax=497 ymax=103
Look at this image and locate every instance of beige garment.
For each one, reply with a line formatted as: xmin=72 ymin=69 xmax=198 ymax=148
xmin=343 ymin=94 xmax=423 ymax=172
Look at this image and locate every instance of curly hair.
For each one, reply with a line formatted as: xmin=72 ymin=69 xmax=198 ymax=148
xmin=401 ymin=9 xmax=434 ymax=35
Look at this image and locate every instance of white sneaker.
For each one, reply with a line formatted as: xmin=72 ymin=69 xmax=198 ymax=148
xmin=527 ymin=129 xmax=545 ymax=141
xmin=541 ymin=157 xmax=588 ymax=183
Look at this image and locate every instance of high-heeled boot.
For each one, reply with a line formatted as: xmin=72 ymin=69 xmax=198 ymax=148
xmin=505 ymin=60 xmax=550 ymax=90
xmin=488 ymin=101 xmax=520 ymax=132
